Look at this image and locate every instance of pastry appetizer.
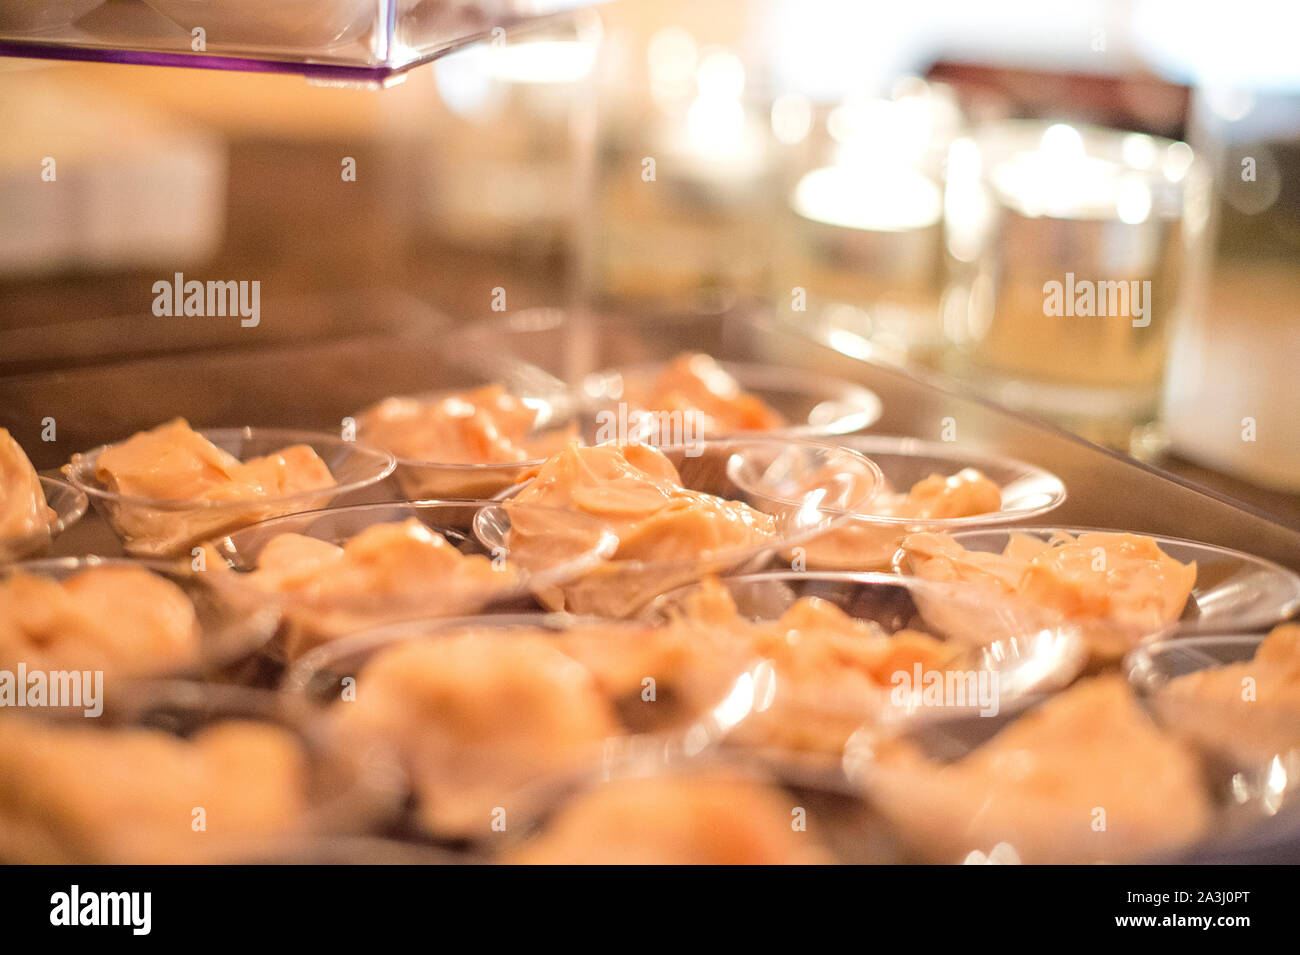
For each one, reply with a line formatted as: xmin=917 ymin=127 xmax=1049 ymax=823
xmin=796 ymin=467 xmax=1003 ymax=570
xmin=667 ymin=578 xmax=958 ymax=754
xmin=859 ymin=676 xmax=1211 ymax=863
xmin=83 ymin=419 xmax=337 ymax=556
xmin=358 ymin=385 xmax=570 ymax=466
xmin=0 ymin=717 xmax=308 ymax=864
xmin=333 ymin=632 xmax=619 ymax=839
xmin=1155 ymin=623 xmax=1300 ymax=766
xmin=0 ymin=564 xmax=201 ymax=679
xmin=509 ymin=773 xmax=831 ymax=865
xmin=507 ymin=442 xmax=776 ymax=615
xmin=0 ymin=429 xmax=55 ymax=541
xmin=230 ymin=518 xmax=516 ymax=660
xmin=357 ymin=386 xmax=575 ymax=498
xmin=622 ymin=353 xmax=786 ymax=434
xmin=899 ymin=530 xmax=1196 ymax=658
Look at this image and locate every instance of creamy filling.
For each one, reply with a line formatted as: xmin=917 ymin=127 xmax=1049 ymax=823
xmin=0 ymin=429 xmax=55 ymax=540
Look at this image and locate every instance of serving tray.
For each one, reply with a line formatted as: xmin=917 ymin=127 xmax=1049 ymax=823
xmin=4 ymin=298 xmax=1299 ymax=571
xmin=2 ymin=298 xmax=1297 ymax=862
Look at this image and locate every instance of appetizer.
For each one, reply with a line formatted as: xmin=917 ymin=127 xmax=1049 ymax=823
xmin=1167 ymin=623 xmax=1300 ymax=707
xmin=333 ymin=632 xmax=620 ymax=839
xmin=0 ymin=717 xmax=308 ymax=864
xmin=509 ymin=773 xmax=831 ymax=864
xmin=862 ymin=676 xmax=1211 ymax=863
xmin=796 ymin=467 xmax=1003 ymax=570
xmin=358 ymin=385 xmax=566 ymax=466
xmin=0 ymin=564 xmax=200 ymax=679
xmin=1156 ymin=623 xmax=1300 ymax=766
xmin=0 ymin=429 xmax=55 ymax=541
xmin=667 ymin=578 xmax=958 ymax=754
xmin=622 ymin=353 xmax=785 ymax=434
xmin=552 ymin=614 xmax=760 ymax=736
xmin=899 ymin=530 xmax=1196 ymax=658
xmin=507 ymin=443 xmax=778 ymax=616
xmin=358 ymin=386 xmax=575 ymax=498
xmin=85 ymin=418 xmax=337 ymax=556
xmin=230 ymin=518 xmax=516 ymax=660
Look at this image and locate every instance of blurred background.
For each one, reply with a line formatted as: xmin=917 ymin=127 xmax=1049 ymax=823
xmin=1 ymin=0 xmax=1297 ymax=521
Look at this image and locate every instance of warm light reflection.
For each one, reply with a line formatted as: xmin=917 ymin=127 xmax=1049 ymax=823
xmin=685 ymin=94 xmax=746 ymax=151
xmin=647 ymin=26 xmax=698 ymax=106
xmin=1162 ymin=141 xmax=1195 ymax=182
xmin=770 ymin=92 xmax=813 ymax=144
xmin=1263 ymin=755 xmax=1289 ymax=816
xmin=712 ymin=668 xmax=761 ymax=729
xmin=1117 ymin=174 xmax=1154 ymax=225
xmin=1122 ymin=132 xmax=1158 ymax=170
xmin=696 ymin=48 xmax=745 ymax=100
xmin=486 ymin=40 xmax=597 ymax=84
xmin=793 ymin=164 xmax=942 ymax=232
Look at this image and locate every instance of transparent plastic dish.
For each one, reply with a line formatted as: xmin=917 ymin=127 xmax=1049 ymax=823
xmin=209 ymin=501 xmax=617 ymax=661
xmin=843 ymin=671 xmax=1300 ymax=865
xmin=284 ymin=612 xmax=766 ymax=845
xmin=64 ymin=427 xmax=395 ymax=558
xmin=741 ymin=437 xmax=1066 ymax=571
xmin=354 ymin=386 xmax=586 ymax=500
xmin=893 ymin=525 xmax=1300 ymax=660
xmin=0 ymin=680 xmax=402 ymax=864
xmin=0 ymin=555 xmax=281 ymax=684
xmin=445 ymin=304 xmax=780 ymax=384
xmin=579 ymin=359 xmax=883 ymax=440
xmin=0 ymin=475 xmax=89 ymax=563
xmin=1127 ymin=632 xmax=1300 ymax=772
xmin=141 ymin=0 xmax=374 ymax=49
xmin=645 ymin=571 xmax=1085 ymax=782
xmin=497 ymin=437 xmax=886 ymax=617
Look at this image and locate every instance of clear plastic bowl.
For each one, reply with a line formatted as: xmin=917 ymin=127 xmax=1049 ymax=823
xmin=209 ymin=501 xmax=617 ymax=661
xmin=445 ymin=304 xmax=772 ymax=383
xmin=64 ymin=427 xmax=395 ymax=558
xmin=893 ymin=525 xmax=1300 ymax=659
xmin=0 ymin=555 xmax=281 ymax=683
xmin=448 ymin=310 xmax=883 ymax=439
xmin=0 ymin=680 xmax=403 ymax=864
xmin=579 ymin=359 xmax=883 ymax=439
xmin=744 ymin=437 xmax=1066 ymax=571
xmin=354 ymin=386 xmax=588 ymax=500
xmin=645 ymin=570 xmax=1085 ymax=782
xmin=1127 ymin=632 xmax=1300 ymax=771
xmin=0 ymin=475 xmax=88 ymax=563
xmin=284 ymin=612 xmax=767 ymax=844
xmin=844 ymin=663 xmax=1300 ymax=864
xmin=497 ymin=437 xmax=886 ymax=617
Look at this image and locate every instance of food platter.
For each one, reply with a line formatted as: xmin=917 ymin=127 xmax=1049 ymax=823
xmin=1 ymin=299 xmax=1297 ymax=863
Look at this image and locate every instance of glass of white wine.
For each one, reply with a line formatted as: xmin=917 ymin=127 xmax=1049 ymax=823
xmin=942 ymin=120 xmax=1203 ymax=452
